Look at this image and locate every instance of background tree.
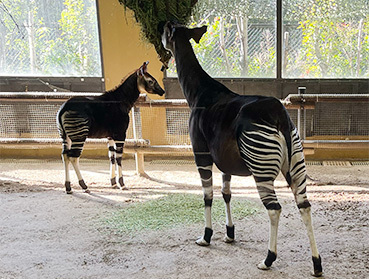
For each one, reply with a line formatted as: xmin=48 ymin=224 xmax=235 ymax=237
xmin=0 ymin=0 xmax=101 ymax=76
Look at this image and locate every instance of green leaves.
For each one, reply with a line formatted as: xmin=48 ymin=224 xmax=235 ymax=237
xmin=118 ymin=0 xmax=198 ymax=66
xmin=0 ymin=0 xmax=101 ymax=76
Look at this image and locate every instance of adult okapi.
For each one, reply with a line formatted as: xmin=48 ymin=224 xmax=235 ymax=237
xmin=161 ymin=22 xmax=322 ymax=276
xmin=57 ymin=62 xmax=165 ymax=194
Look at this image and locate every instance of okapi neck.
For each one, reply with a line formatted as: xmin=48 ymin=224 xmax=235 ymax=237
xmin=112 ymin=73 xmax=140 ymax=107
xmin=174 ymin=37 xmax=211 ymax=109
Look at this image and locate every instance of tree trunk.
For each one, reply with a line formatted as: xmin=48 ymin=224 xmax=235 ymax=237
xmin=219 ymin=16 xmax=231 ymax=76
xmin=314 ymin=27 xmax=328 ymax=76
xmin=26 ymin=11 xmax=37 ymax=74
xmin=236 ymin=16 xmax=248 ymax=76
xmin=356 ymin=18 xmax=364 ymax=77
xmin=283 ymin=31 xmax=289 ymax=76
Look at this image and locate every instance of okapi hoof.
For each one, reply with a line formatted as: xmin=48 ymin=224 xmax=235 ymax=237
xmin=224 ymin=225 xmax=235 ymax=243
xmin=311 ymin=256 xmax=323 ymax=277
xmin=118 ymin=177 xmax=124 ymax=187
xmin=257 ymin=250 xmax=277 ymax=270
xmin=65 ymin=182 xmax=72 ymax=194
xmin=195 ymin=237 xmax=210 ymax=246
xmin=112 ymin=184 xmax=128 ymax=190
xmin=79 ymin=180 xmax=89 ymax=193
xmin=195 ymin=227 xmax=213 ymax=246
xmin=79 ymin=180 xmax=87 ymax=189
xmin=110 ymin=178 xmax=117 ymax=187
xmin=257 ymin=261 xmax=270 ymax=270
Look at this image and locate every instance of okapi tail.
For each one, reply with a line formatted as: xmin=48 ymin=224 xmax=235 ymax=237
xmin=56 ymin=107 xmax=66 ymax=140
xmin=56 ymin=106 xmax=70 ymax=156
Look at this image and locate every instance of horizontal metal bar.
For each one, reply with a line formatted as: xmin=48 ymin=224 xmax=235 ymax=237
xmin=0 ymin=138 xmax=150 ymax=146
xmin=0 ymin=92 xmax=103 ymax=99
xmin=285 ymin=93 xmax=369 ymax=104
xmin=303 ymin=140 xmax=369 ymax=144
xmin=135 ymin=99 xmax=189 ymax=108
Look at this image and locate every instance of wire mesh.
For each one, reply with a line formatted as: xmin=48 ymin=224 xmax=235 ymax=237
xmin=0 ymin=99 xmax=137 ymax=140
xmin=1 ymin=95 xmax=369 ymax=152
xmin=165 ymin=108 xmax=191 ymax=145
xmin=313 ymin=102 xmax=369 ymax=137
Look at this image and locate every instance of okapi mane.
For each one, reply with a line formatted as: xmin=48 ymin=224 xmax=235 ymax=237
xmin=105 ymin=69 xmax=138 ymax=94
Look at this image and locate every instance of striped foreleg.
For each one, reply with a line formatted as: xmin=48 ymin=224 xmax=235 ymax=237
xmin=115 ymin=141 xmax=126 ymax=190
xmin=108 ymin=139 xmax=117 ymax=188
xmin=222 ymin=173 xmax=235 ymax=243
xmin=195 ymin=154 xmax=214 ymax=246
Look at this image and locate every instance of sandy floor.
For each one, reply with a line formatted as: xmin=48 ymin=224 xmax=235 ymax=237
xmin=0 ymin=158 xmax=368 ymax=279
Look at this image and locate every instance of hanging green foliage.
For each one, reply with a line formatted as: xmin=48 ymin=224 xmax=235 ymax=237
xmin=118 ymin=0 xmax=198 ymax=68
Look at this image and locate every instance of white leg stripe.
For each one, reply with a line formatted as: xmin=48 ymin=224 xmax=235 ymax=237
xmin=201 ymin=176 xmax=212 ymax=183
xmin=197 ymin=165 xmax=213 ymax=171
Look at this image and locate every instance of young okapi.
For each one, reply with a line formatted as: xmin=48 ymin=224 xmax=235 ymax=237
xmin=57 ymin=62 xmax=165 ymax=194
xmin=161 ymin=22 xmax=322 ymax=276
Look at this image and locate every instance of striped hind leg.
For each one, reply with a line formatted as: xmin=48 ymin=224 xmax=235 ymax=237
xmin=290 ymin=173 xmax=322 ymax=277
xmin=222 ymin=173 xmax=235 ymax=243
xmin=287 ymin=136 xmax=322 ymax=276
xmin=61 ymin=137 xmax=72 ymax=194
xmin=238 ymin=126 xmax=285 ymax=269
xmin=68 ymin=140 xmax=89 ymax=193
xmin=255 ymin=178 xmax=282 ymax=270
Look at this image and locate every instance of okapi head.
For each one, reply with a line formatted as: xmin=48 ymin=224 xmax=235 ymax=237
xmin=161 ymin=21 xmax=207 ymax=56
xmin=137 ymin=61 xmax=165 ymax=96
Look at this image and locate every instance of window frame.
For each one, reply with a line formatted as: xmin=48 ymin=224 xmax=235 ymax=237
xmin=0 ymin=0 xmax=105 ymax=93
xmin=164 ymin=0 xmax=369 ymax=99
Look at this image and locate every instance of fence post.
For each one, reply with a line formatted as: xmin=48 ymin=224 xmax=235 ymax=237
xmin=135 ymin=152 xmax=145 ymax=175
xmin=131 ymin=107 xmax=145 ymax=175
xmin=297 ymin=86 xmax=306 ymax=140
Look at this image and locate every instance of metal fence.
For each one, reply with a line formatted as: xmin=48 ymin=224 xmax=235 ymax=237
xmin=1 ymin=92 xmax=369 ymax=143
xmin=1 ymin=91 xmax=369 ymax=170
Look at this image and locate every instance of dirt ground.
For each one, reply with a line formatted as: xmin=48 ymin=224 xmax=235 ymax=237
xmin=0 ymin=158 xmax=368 ymax=279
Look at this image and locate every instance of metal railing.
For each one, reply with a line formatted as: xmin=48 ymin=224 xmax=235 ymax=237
xmin=1 ymin=89 xmax=369 ymax=173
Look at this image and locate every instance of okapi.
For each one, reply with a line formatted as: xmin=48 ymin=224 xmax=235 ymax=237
xmin=57 ymin=62 xmax=165 ymax=194
xmin=161 ymin=22 xmax=322 ymax=276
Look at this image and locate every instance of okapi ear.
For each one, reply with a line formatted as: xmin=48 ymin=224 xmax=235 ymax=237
xmin=165 ymin=21 xmax=176 ymax=41
xmin=138 ymin=61 xmax=149 ymax=76
xmin=188 ymin=26 xmax=207 ymax=44
xmin=143 ymin=61 xmax=149 ymax=73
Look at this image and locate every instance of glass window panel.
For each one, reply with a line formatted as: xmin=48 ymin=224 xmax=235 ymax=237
xmin=167 ymin=0 xmax=276 ymax=78
xmin=0 ymin=0 xmax=102 ymax=77
xmin=283 ymin=0 xmax=369 ymax=78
